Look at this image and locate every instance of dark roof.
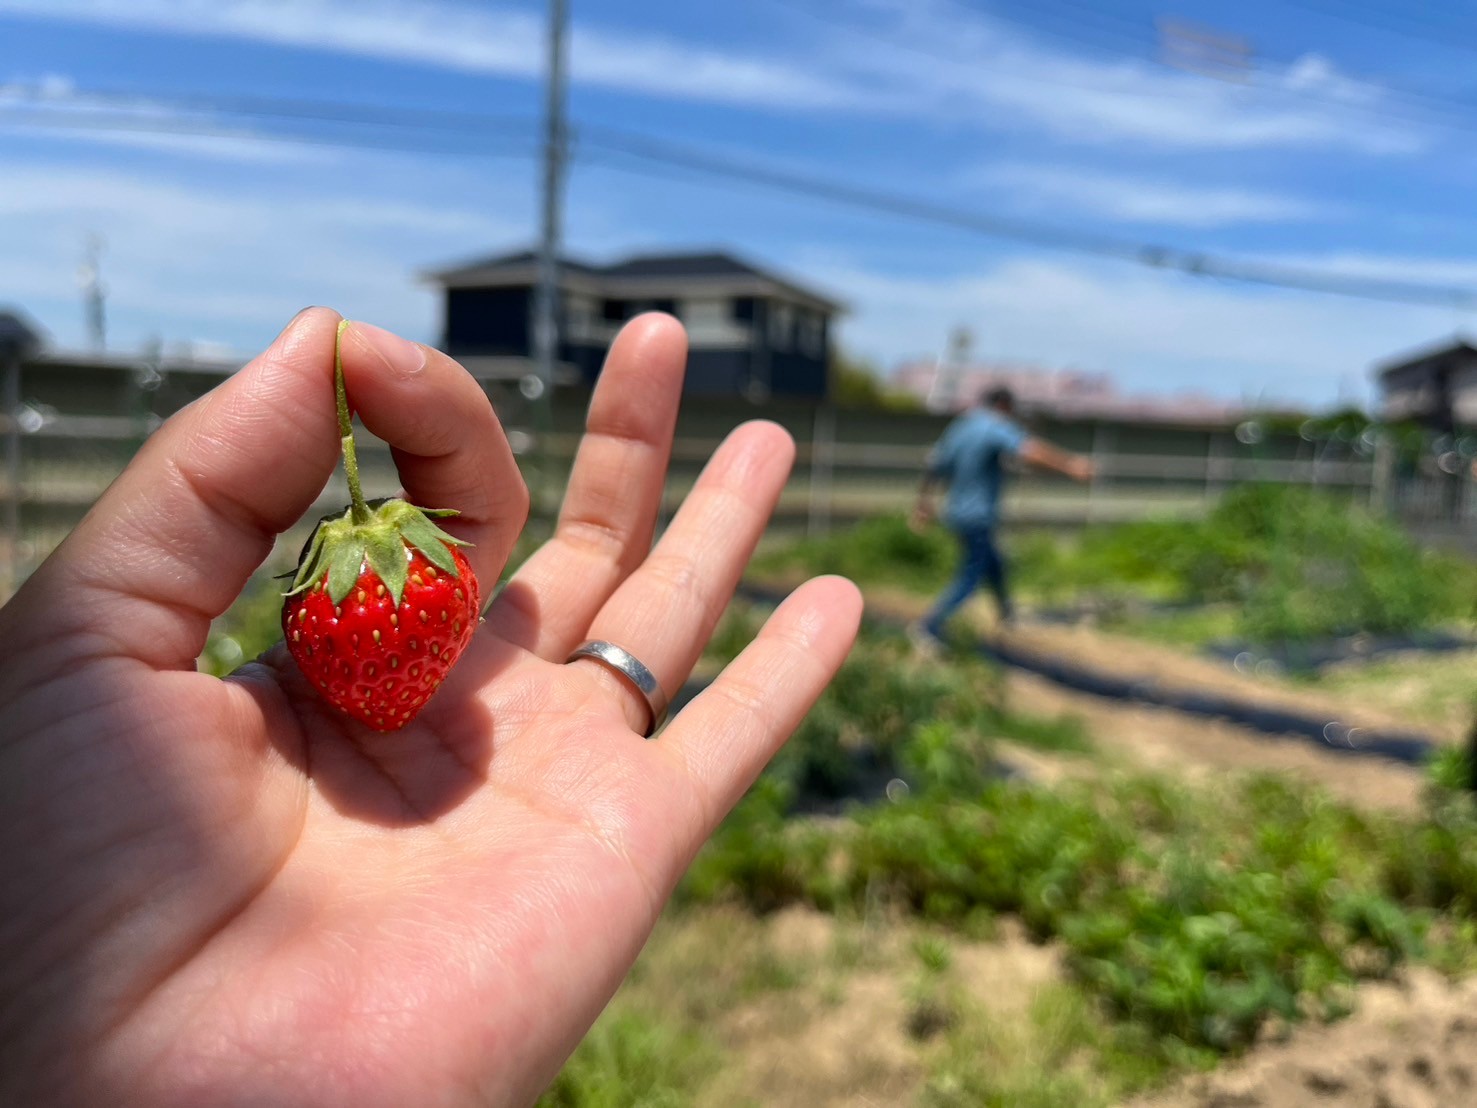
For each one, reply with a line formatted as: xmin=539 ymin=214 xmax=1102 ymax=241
xmin=600 ymin=252 xmax=768 ymax=279
xmin=424 ymin=247 xmax=843 ymax=312
xmin=427 ymin=248 xmax=602 ymax=283
xmin=0 ymin=309 xmax=44 ymax=359
xmin=1374 ymin=335 xmax=1477 ymax=378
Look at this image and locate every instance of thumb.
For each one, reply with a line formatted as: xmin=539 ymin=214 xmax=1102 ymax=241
xmin=4 ymin=308 xmax=346 ymax=671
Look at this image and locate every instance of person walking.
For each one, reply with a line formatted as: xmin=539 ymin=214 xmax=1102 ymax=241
xmin=909 ymin=386 xmax=1092 ymax=646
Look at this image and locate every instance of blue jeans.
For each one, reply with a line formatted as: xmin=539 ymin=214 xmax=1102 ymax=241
xmin=924 ymin=523 xmax=1011 ymax=637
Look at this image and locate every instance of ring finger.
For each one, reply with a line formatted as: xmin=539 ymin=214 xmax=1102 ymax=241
xmin=566 ymin=420 xmax=795 ymax=735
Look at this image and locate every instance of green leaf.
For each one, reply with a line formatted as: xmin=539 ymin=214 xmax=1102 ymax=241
xmin=326 ymin=540 xmax=366 ymax=604
xmin=401 ymin=515 xmax=461 ymax=576
xmin=284 ymin=525 xmax=330 ymax=596
xmin=365 ymin=529 xmax=409 ymax=606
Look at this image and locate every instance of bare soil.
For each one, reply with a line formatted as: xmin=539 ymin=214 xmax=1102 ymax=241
xmin=702 ymin=907 xmax=1064 ymax=1107
xmin=1129 ymin=969 xmax=1477 ymax=1108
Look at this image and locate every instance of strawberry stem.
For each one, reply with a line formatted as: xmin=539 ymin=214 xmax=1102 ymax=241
xmin=334 ymin=319 xmax=370 ymax=525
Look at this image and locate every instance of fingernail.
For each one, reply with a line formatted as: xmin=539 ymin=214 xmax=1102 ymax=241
xmin=350 ymin=321 xmax=425 ymax=378
xmin=269 ymin=306 xmax=320 ymax=349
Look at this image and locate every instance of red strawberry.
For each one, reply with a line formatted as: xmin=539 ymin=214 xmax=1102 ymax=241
xmin=281 ymin=320 xmax=481 ymax=731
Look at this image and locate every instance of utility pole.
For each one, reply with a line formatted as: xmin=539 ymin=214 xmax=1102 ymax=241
xmin=530 ymin=0 xmax=569 ymax=514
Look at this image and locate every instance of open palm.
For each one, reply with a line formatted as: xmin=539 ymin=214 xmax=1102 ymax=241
xmin=0 ymin=310 xmax=860 ymax=1106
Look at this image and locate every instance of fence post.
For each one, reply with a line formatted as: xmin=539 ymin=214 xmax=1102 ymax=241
xmin=1370 ymin=433 xmax=1394 ymax=514
xmin=1 ymin=350 xmax=17 ymax=599
xmin=1087 ymin=421 xmax=1110 ymax=523
xmin=807 ymin=403 xmax=836 ymax=539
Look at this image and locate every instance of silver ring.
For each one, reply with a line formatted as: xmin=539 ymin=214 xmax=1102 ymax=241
xmin=565 ymin=640 xmax=670 ymax=738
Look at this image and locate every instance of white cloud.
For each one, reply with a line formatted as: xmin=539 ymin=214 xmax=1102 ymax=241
xmin=0 ymin=160 xmax=530 ymax=353
xmin=1265 ymin=252 xmax=1477 ymax=288
xmin=828 ymin=0 xmax=1424 ymax=154
xmin=0 ymin=0 xmax=1429 ymax=154
xmin=1 ymin=119 xmax=343 ymax=164
xmin=0 ymin=77 xmax=348 ymax=163
xmin=970 ymin=163 xmax=1329 ymax=227
xmin=0 ymin=0 xmax=876 ymax=111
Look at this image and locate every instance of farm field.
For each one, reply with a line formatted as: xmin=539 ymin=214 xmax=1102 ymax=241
xmin=199 ymin=488 xmax=1477 ymax=1107
xmin=535 ymin=608 xmax=1477 ymax=1107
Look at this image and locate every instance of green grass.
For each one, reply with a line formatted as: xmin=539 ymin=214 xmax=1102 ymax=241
xmin=754 ymin=486 xmax=1477 ymax=646
xmin=200 ymin=571 xmax=287 ymax=676
xmin=922 ymin=984 xmax=1174 ymax=1108
xmin=538 ymin=1009 xmax=720 ymax=1108
xmin=681 ymin=751 xmax=1477 ymax=1068
xmin=753 ymin=625 xmax=1092 ymax=806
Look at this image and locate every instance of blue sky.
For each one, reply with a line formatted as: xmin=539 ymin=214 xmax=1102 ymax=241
xmin=6 ymin=0 xmax=1477 ymax=405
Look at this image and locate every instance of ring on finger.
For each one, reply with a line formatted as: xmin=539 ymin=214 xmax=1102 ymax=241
xmin=565 ymin=640 xmax=670 ymax=738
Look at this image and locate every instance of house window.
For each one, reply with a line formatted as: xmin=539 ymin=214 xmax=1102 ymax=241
xmin=732 ymin=297 xmax=755 ymax=322
xmin=564 ymin=294 xmax=596 ymax=341
xmin=680 ymin=297 xmax=730 ymax=338
xmin=769 ymin=302 xmax=794 ymax=351
xmin=601 ymin=298 xmax=626 ymax=322
xmin=797 ymin=311 xmax=824 ymax=358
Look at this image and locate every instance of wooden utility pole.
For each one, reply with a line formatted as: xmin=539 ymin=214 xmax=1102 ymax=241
xmin=530 ymin=0 xmax=569 ymax=512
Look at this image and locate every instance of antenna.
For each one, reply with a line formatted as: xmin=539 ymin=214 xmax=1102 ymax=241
xmin=77 ymin=233 xmax=107 ymax=352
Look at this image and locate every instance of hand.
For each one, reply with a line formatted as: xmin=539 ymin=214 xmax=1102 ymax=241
xmin=1069 ymin=456 xmax=1096 ymax=483
xmin=909 ymin=501 xmax=935 ymax=533
xmin=0 ymin=310 xmax=861 ymax=1107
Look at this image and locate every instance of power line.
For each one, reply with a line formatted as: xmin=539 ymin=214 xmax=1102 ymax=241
xmin=988 ymin=0 xmax=1477 ymax=132
xmin=1280 ymin=0 xmax=1477 ymax=59
xmin=4 ymin=87 xmax=1477 ymax=309
xmin=0 ymin=103 xmax=538 ymax=159
xmin=776 ymin=0 xmax=1477 ymax=142
xmin=575 ymin=123 xmax=1477 ymax=309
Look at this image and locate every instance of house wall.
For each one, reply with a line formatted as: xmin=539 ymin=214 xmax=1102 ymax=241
xmin=751 ymin=297 xmax=828 ymax=399
xmin=1379 ymin=352 xmax=1477 ymax=428
xmin=438 ymin=282 xmax=833 ymax=399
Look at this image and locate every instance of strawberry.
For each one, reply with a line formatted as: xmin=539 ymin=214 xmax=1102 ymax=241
xmin=281 ymin=320 xmax=481 ymax=731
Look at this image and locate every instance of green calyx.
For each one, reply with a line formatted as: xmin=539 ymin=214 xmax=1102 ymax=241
xmin=283 ymin=319 xmax=471 ymax=607
xmin=285 ymin=497 xmax=468 ymax=606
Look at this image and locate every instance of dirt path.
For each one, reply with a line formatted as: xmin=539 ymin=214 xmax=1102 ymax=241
xmin=1000 ymin=668 xmax=1427 ymax=813
xmin=765 ymin=576 xmax=1465 ymax=747
xmin=1005 ymin=619 xmax=1465 ymax=747
xmin=1128 ymin=969 xmax=1477 ymax=1108
xmin=765 ymin=581 xmax=1436 ymax=813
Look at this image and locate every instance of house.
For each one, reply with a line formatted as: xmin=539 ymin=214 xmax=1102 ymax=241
xmin=422 ymin=249 xmax=843 ymax=400
xmin=1374 ymin=336 xmax=1477 ymax=431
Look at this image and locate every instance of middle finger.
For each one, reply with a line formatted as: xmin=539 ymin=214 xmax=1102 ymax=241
xmin=485 ymin=313 xmax=687 ymax=658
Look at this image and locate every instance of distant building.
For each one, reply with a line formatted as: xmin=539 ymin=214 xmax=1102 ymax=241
xmin=422 ymin=249 xmax=843 ymax=400
xmin=890 ymin=358 xmax=1244 ymax=426
xmin=1373 ymin=337 xmax=1477 ymax=431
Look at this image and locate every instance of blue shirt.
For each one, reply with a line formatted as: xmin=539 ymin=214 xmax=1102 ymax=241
xmin=928 ymin=409 xmax=1027 ymax=528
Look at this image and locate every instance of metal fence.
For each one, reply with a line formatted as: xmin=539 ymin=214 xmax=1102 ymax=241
xmin=2 ymin=352 xmax=1471 ymax=596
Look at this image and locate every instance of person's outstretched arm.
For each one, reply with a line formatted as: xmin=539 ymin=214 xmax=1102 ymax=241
xmin=1019 ymin=436 xmax=1095 ymax=482
xmin=0 ymin=309 xmax=860 ymax=1108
